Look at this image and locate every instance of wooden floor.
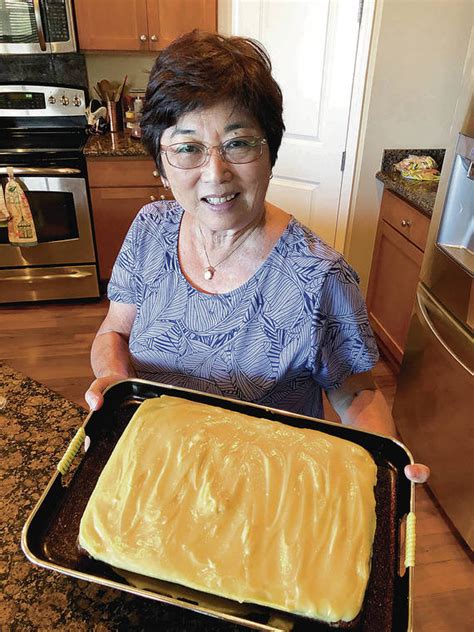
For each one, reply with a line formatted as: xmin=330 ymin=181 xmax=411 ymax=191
xmin=1 ymin=298 xmax=472 ymax=631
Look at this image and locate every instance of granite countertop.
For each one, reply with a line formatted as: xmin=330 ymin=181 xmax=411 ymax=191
xmin=375 ymin=171 xmax=439 ymax=218
xmin=84 ymin=132 xmax=150 ymax=158
xmin=376 ymin=148 xmax=445 ymax=218
xmin=0 ymin=363 xmax=242 ymax=631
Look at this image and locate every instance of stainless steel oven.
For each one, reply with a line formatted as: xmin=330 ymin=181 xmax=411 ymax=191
xmin=0 ymin=0 xmax=76 ymax=54
xmin=0 ymin=84 xmax=99 ymax=303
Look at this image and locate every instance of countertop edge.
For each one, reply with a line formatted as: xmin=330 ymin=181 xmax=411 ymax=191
xmin=376 ymin=171 xmax=435 ymax=218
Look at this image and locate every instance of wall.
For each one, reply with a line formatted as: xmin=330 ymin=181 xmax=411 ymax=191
xmin=345 ymin=0 xmax=473 ymax=294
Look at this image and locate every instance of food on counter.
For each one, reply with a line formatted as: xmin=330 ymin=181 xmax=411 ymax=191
xmin=394 ymin=154 xmax=440 ymax=181
xmin=399 ymin=168 xmax=440 ymax=181
xmin=79 ymin=396 xmax=377 ymax=624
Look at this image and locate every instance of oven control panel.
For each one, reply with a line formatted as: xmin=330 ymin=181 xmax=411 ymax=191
xmin=0 ymin=85 xmax=86 ymax=117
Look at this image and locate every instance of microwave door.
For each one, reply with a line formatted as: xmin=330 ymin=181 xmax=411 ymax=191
xmin=0 ymin=0 xmax=51 ymax=54
xmin=46 ymin=0 xmax=77 ymax=53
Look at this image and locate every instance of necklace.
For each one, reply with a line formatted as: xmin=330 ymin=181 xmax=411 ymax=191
xmin=198 ymin=222 xmax=259 ymax=281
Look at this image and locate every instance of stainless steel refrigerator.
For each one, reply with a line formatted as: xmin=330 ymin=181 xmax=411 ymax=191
xmin=393 ymin=48 xmax=474 ymax=549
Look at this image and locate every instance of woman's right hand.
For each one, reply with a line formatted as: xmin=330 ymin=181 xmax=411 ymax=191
xmin=85 ymin=374 xmax=129 ymax=411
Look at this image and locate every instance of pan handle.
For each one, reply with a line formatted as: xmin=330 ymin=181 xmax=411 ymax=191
xmin=57 ymin=427 xmax=86 ymax=476
xmin=404 ymin=512 xmax=416 ymax=568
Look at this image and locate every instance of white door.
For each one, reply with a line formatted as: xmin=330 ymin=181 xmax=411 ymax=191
xmin=228 ymin=0 xmax=361 ymax=247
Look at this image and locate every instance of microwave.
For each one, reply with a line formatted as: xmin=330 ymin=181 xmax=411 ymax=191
xmin=0 ymin=0 xmax=76 ymax=54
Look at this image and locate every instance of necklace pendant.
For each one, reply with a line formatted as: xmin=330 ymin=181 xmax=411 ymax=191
xmin=204 ymin=266 xmax=215 ymax=281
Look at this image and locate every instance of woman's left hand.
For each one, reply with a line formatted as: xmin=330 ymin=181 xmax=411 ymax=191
xmin=404 ymin=463 xmax=430 ymax=483
xmin=326 ymin=382 xmax=431 ymax=484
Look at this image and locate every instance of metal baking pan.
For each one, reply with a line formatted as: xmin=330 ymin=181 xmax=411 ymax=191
xmin=22 ymin=379 xmax=416 ymax=631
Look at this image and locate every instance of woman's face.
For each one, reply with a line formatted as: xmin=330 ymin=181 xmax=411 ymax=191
xmin=159 ymin=102 xmax=272 ymax=232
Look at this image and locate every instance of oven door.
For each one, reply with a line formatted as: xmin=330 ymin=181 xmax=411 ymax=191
xmin=0 ymin=170 xmax=96 ymax=267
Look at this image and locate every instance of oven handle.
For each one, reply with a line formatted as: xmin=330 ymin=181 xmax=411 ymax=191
xmin=1 ymin=270 xmax=93 ymax=281
xmin=0 ymin=167 xmax=81 ymax=176
xmin=33 ymin=0 xmax=47 ymax=51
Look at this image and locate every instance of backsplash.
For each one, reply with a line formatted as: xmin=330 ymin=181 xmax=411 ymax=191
xmin=0 ymin=53 xmax=88 ymax=88
xmin=84 ymin=52 xmax=157 ymax=97
xmin=381 ymin=148 xmax=446 ymax=173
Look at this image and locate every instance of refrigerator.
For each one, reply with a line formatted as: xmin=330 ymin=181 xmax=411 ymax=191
xmin=392 ymin=39 xmax=474 ymax=550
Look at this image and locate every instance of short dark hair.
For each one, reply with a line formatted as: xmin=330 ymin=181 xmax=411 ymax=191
xmin=140 ymin=30 xmax=285 ymax=170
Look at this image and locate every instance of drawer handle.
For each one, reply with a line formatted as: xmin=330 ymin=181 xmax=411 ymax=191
xmin=152 ymin=170 xmax=159 ymax=177
xmin=401 ymin=219 xmax=412 ymax=228
xmin=150 ymin=195 xmax=156 ymax=201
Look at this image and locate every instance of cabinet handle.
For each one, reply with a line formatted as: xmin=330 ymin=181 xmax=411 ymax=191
xmin=152 ymin=170 xmax=159 ymax=177
xmin=160 ymin=194 xmax=166 ymax=200
xmin=150 ymin=195 xmax=156 ymax=201
xmin=140 ymin=34 xmax=148 ymax=42
xmin=150 ymin=35 xmax=158 ymax=42
xmin=401 ymin=219 xmax=412 ymax=228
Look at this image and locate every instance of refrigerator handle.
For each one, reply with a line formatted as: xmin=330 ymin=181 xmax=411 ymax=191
xmin=33 ymin=0 xmax=47 ymax=51
xmin=416 ymin=290 xmax=473 ymax=375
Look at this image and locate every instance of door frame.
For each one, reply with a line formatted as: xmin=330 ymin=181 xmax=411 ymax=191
xmin=218 ymin=0 xmax=377 ymax=254
xmin=335 ymin=0 xmax=376 ymax=253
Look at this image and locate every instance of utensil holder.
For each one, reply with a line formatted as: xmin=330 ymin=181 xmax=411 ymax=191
xmin=107 ymin=100 xmax=123 ymax=133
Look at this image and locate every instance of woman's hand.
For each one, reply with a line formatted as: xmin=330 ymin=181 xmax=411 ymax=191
xmin=85 ymin=374 xmax=128 ymax=411
xmin=86 ymin=301 xmax=137 ymax=411
xmin=326 ymin=380 xmax=430 ymax=484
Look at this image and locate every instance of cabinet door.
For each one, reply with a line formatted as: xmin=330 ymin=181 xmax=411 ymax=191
xmin=146 ymin=0 xmax=217 ymax=51
xmin=366 ymin=220 xmax=424 ymax=365
xmin=90 ymin=186 xmax=171 ymax=280
xmin=75 ymin=0 xmax=149 ymax=51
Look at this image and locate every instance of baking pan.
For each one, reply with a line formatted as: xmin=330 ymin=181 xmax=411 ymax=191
xmin=22 ymin=379 xmax=416 ymax=631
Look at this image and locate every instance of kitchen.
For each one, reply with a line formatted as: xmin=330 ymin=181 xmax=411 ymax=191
xmin=1 ymin=1 xmax=473 ymax=631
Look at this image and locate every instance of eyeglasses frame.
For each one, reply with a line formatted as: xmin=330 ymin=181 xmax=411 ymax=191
xmin=159 ymin=136 xmax=268 ymax=170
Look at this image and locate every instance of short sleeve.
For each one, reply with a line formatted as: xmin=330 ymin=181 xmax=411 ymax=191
xmin=311 ymin=257 xmax=379 ymax=390
xmin=107 ymin=211 xmax=143 ymax=305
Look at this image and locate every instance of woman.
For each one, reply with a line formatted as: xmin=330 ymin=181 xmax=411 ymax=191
xmin=85 ymin=31 xmax=428 ymax=483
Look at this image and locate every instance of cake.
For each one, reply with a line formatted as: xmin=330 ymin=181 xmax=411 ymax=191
xmin=79 ymin=395 xmax=377 ymax=623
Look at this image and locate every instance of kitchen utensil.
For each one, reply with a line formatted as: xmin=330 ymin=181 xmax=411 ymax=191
xmin=21 ymin=379 xmax=416 ymax=632
xmin=115 ymin=75 xmax=128 ymax=102
xmin=93 ymin=86 xmax=104 ymax=102
xmin=98 ymin=79 xmax=114 ymax=101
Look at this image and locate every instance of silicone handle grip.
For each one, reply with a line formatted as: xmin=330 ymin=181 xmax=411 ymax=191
xmin=404 ymin=511 xmax=416 ymax=568
xmin=57 ymin=427 xmax=86 ymax=476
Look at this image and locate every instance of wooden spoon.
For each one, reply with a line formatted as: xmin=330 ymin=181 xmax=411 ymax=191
xmin=98 ymin=79 xmax=114 ymax=101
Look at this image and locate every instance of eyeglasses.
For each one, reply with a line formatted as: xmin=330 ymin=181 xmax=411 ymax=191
xmin=160 ymin=136 xmax=267 ymax=170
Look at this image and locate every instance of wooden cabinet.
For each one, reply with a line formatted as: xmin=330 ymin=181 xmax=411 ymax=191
xmin=74 ymin=0 xmax=217 ymax=52
xmin=366 ymin=189 xmax=430 ymax=369
xmin=87 ymin=157 xmax=173 ymax=281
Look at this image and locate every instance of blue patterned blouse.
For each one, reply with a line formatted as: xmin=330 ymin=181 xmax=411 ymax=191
xmin=108 ymin=201 xmax=379 ymax=419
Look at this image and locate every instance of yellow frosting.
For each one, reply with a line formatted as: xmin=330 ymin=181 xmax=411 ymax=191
xmin=79 ymin=396 xmax=377 ymax=623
